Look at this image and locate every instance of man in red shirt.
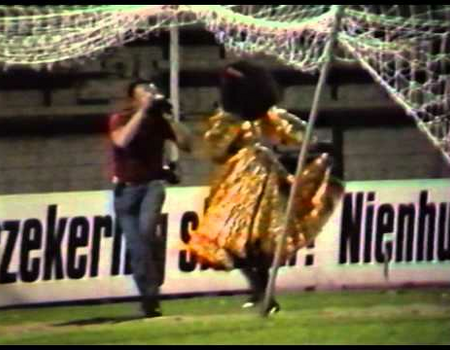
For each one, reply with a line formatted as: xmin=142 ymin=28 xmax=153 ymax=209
xmin=109 ymin=80 xmax=192 ymax=318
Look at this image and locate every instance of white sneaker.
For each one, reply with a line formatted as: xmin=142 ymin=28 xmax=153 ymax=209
xmin=242 ymin=301 xmax=256 ymax=309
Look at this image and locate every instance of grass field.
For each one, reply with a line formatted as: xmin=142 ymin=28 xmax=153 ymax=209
xmin=0 ymin=289 xmax=449 ymax=345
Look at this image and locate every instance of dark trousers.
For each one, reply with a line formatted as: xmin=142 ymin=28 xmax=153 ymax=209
xmin=113 ymin=180 xmax=166 ymax=303
xmin=241 ymin=266 xmax=269 ymax=302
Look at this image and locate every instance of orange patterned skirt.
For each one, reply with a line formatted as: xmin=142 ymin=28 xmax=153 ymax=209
xmin=186 ymin=148 xmax=344 ymax=270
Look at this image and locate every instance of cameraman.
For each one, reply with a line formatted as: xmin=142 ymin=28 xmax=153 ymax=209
xmin=109 ymin=80 xmax=192 ymax=318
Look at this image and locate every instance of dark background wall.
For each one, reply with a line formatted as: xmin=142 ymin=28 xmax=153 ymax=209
xmin=0 ymin=27 xmax=448 ymax=195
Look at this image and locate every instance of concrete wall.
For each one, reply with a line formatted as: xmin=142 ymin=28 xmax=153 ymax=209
xmin=0 ymin=134 xmax=109 ymax=194
xmin=343 ymin=127 xmax=449 ymax=181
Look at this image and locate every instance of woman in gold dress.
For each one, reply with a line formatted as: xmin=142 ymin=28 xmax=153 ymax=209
xmin=186 ymin=60 xmax=344 ymax=314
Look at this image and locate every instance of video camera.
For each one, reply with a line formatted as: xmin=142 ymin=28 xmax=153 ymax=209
xmin=143 ymin=83 xmax=173 ymax=118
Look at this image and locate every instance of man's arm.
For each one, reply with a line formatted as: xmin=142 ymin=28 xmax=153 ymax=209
xmin=111 ymin=109 xmax=146 ymax=148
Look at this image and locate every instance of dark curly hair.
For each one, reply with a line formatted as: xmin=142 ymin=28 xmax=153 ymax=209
xmin=220 ymin=60 xmax=281 ymax=121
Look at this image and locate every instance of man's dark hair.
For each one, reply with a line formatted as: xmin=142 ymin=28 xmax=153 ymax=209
xmin=127 ymin=79 xmax=151 ymax=98
xmin=220 ymin=60 xmax=281 ymax=121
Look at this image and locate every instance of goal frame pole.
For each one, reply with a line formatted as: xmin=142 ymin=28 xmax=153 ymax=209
xmin=261 ymin=4 xmax=346 ymax=318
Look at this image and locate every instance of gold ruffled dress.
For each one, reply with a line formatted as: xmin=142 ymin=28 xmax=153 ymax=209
xmin=187 ymin=107 xmax=344 ymax=270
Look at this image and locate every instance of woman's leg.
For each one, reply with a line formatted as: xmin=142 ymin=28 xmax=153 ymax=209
xmin=239 ymin=254 xmax=270 ymax=307
xmin=242 ymin=254 xmax=280 ymax=313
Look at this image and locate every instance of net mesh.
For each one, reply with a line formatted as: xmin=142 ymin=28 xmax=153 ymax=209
xmin=0 ymin=5 xmax=191 ymax=69
xmin=340 ymin=5 xmax=450 ymax=164
xmin=0 ymin=5 xmax=449 ymax=164
xmin=182 ymin=5 xmax=334 ymax=72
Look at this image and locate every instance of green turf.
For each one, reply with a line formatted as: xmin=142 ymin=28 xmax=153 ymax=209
xmin=0 ymin=289 xmax=449 ymax=345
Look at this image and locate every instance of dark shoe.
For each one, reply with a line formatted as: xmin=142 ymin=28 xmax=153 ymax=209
xmin=142 ymin=297 xmax=162 ymax=318
xmin=265 ymin=300 xmax=281 ymax=315
xmin=143 ymin=309 xmax=162 ymax=318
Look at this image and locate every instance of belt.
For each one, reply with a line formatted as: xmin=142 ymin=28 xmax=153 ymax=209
xmin=122 ymin=181 xmax=145 ymax=187
xmin=112 ymin=177 xmax=162 ymax=187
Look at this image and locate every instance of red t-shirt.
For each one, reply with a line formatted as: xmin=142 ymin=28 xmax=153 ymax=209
xmin=109 ymin=110 xmax=176 ymax=183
